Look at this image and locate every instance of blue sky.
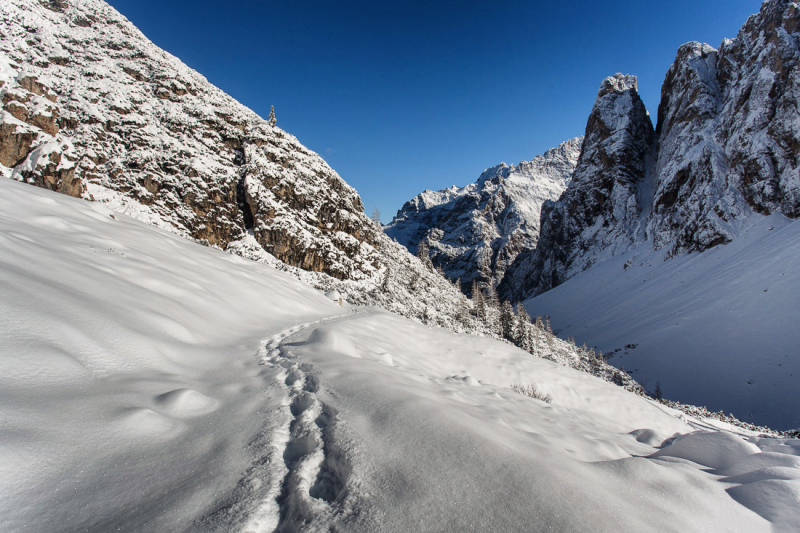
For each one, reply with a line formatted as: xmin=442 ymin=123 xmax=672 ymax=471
xmin=108 ymin=0 xmax=759 ymax=222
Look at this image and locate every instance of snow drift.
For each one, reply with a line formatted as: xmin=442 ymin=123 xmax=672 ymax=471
xmin=2 ymin=168 xmax=799 ymax=532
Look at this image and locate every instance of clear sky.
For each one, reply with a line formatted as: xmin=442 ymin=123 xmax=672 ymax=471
xmin=107 ymin=0 xmax=759 ymax=222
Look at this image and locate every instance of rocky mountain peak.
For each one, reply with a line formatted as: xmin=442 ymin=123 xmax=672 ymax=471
xmin=386 ymin=137 xmax=582 ymax=294
xmin=647 ymin=0 xmax=800 ymax=256
xmin=499 ymin=75 xmax=654 ymax=300
xmin=502 ymin=0 xmax=800 ymax=300
xmin=597 ymin=72 xmax=638 ymax=96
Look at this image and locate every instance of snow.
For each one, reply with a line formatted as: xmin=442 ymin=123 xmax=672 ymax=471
xmin=0 ymin=177 xmax=340 ymax=531
xmin=2 ymin=176 xmax=799 ymax=531
xmin=524 ymin=212 xmax=800 ymax=431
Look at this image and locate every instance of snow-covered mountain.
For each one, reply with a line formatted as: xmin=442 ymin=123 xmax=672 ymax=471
xmin=503 ymin=0 xmax=800 ymax=300
xmin=0 ymin=0 xmax=652 ymax=398
xmin=505 ymin=0 xmax=800 ymax=431
xmin=3 ymin=173 xmax=799 ymax=532
xmin=0 ymin=0 xmax=480 ymax=333
xmin=2 ymin=1 xmax=800 ymax=529
xmin=0 ymin=0 xmax=377 ymax=279
xmin=385 ymin=137 xmax=581 ymax=293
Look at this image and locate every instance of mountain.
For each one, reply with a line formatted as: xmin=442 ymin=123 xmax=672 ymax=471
xmin=503 ymin=0 xmax=800 ymax=300
xmin=385 ymin=137 xmax=581 ymax=294
xmin=0 ymin=0 xmax=642 ymax=389
xmin=2 ymin=1 xmax=800 ymax=530
xmin=0 ymin=0 xmax=476 ymax=333
xmin=1 ymin=0 xmax=378 ymax=280
xmin=505 ymin=0 xmax=800 ymax=430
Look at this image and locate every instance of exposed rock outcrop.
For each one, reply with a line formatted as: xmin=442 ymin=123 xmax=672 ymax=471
xmin=504 ymin=0 xmax=800 ymax=300
xmin=501 ymin=75 xmax=654 ymax=299
xmin=0 ymin=0 xmax=378 ymax=279
xmin=649 ymin=1 xmax=800 ymax=255
xmin=0 ymin=0 xmax=474 ymax=334
xmin=386 ymin=137 xmax=581 ymax=294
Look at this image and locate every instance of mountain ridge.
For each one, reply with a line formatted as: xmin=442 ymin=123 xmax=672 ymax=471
xmin=502 ymin=0 xmax=800 ymax=301
xmin=385 ymin=136 xmax=582 ymax=293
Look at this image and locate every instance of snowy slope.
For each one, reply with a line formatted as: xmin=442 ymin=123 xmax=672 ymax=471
xmin=3 ymin=167 xmax=800 ymax=531
xmin=0 ymin=177 xmax=343 ymax=531
xmin=0 ymin=0 xmax=487 ymax=336
xmin=505 ymin=0 xmax=800 ymax=436
xmin=524 ymin=212 xmax=800 ymax=431
xmin=385 ymin=138 xmax=581 ymax=293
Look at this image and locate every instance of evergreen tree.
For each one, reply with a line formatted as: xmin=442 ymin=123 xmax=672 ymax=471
xmin=380 ymin=267 xmax=391 ymax=292
xmin=515 ymin=306 xmax=534 ymax=352
xmin=471 ymin=280 xmax=486 ymax=322
xmin=485 ymin=284 xmax=501 ymax=309
xmin=370 ymin=207 xmax=381 ymax=226
xmin=268 ymin=105 xmax=276 ymax=126
xmin=655 ymin=382 xmax=663 ymax=400
xmin=456 ymin=294 xmax=471 ymax=326
xmin=409 ymin=271 xmax=420 ymax=291
xmin=499 ymin=300 xmax=516 ymax=341
xmin=417 ymin=240 xmax=433 ymax=270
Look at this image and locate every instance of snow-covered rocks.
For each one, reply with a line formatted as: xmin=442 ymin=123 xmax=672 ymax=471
xmin=0 ymin=0 xmax=485 ymax=336
xmin=649 ymin=0 xmax=800 ymax=255
xmin=505 ymin=0 xmax=800 ymax=300
xmin=0 ymin=0 xmax=380 ymax=280
xmin=502 ymin=74 xmax=654 ymax=299
xmin=2 ymin=127 xmax=799 ymax=533
xmin=386 ymin=137 xmax=581 ymax=294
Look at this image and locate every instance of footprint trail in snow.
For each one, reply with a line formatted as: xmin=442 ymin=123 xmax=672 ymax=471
xmin=198 ymin=312 xmax=356 ymax=533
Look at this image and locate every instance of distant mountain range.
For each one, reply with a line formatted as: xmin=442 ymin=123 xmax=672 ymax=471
xmin=385 ymin=137 xmax=581 ymax=295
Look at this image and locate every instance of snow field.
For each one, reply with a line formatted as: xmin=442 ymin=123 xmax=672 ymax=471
xmin=278 ymin=308 xmax=798 ymax=531
xmin=525 ymin=212 xmax=800 ymax=431
xmin=1 ymin=176 xmax=799 ymax=531
xmin=0 ymin=178 xmax=341 ymax=531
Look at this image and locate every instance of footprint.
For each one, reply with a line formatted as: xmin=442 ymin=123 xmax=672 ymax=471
xmin=310 ymin=403 xmax=351 ymax=503
xmin=304 ymin=374 xmax=320 ymax=393
xmin=283 ymin=433 xmax=319 ymax=465
xmin=290 ymin=393 xmax=315 ymax=417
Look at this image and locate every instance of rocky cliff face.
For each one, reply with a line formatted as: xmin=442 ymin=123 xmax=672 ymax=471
xmin=0 ymin=0 xmax=477 ymax=334
xmin=649 ymin=0 xmax=800 ymax=255
xmin=504 ymin=0 xmax=800 ymax=300
xmin=385 ymin=137 xmax=581 ymax=294
xmin=501 ymin=75 xmax=654 ymax=299
xmin=0 ymin=0 xmax=379 ymax=281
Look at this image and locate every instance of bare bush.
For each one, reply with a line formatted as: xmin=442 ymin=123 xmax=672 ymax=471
xmin=511 ymin=383 xmax=553 ymax=404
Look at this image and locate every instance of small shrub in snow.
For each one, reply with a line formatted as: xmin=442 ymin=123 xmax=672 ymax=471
xmin=511 ymin=383 xmax=553 ymax=404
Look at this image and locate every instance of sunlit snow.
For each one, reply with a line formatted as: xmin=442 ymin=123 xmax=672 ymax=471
xmin=2 ymin=170 xmax=799 ymax=531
